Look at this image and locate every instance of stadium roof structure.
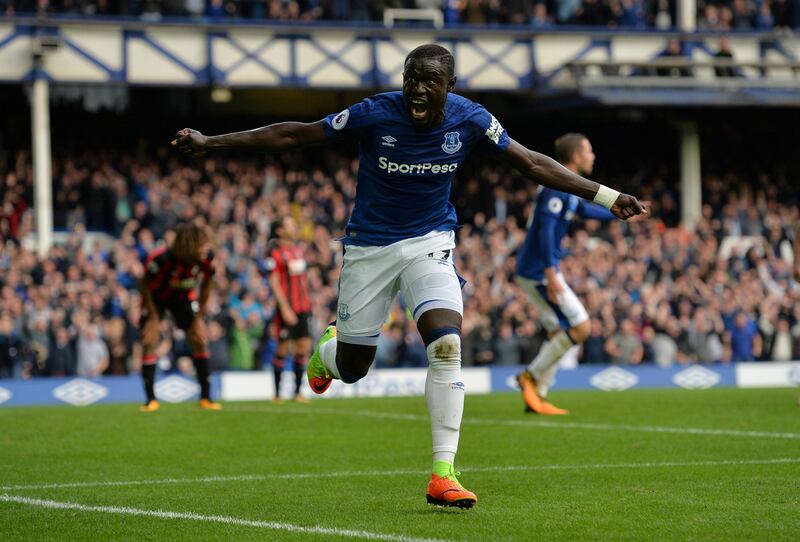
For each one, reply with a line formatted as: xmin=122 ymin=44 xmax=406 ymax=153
xmin=2 ymin=17 xmax=799 ymax=106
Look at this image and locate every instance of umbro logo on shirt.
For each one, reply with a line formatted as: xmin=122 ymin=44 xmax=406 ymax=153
xmin=381 ymin=135 xmax=397 ymax=147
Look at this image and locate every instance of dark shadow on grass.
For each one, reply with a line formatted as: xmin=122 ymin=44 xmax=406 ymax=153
xmin=407 ymin=507 xmax=478 ymax=516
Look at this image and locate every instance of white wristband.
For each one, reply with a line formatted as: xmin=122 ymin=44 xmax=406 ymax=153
xmin=593 ymin=185 xmax=620 ymax=209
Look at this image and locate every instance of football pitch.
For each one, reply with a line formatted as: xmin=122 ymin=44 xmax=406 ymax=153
xmin=1 ymin=387 xmax=799 ymax=541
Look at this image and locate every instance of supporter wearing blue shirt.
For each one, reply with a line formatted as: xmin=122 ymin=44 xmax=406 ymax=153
xmin=172 ymin=44 xmax=645 ymax=509
xmin=728 ymin=311 xmax=762 ymax=362
xmin=515 ymin=134 xmax=622 ymax=415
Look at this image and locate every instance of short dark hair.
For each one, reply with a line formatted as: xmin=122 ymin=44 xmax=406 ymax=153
xmin=554 ymin=133 xmax=587 ymax=165
xmin=405 ymin=44 xmax=455 ymax=78
xmin=270 ymin=217 xmax=285 ymax=238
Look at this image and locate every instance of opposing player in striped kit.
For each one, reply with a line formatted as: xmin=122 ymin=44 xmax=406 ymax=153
xmin=265 ymin=216 xmax=313 ymax=403
xmin=139 ymin=222 xmax=222 ymax=412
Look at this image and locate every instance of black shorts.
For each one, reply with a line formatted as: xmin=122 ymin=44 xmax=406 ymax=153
xmin=144 ymin=298 xmax=198 ymax=331
xmin=274 ymin=311 xmax=312 ymax=342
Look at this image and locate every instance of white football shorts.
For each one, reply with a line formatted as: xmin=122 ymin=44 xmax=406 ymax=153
xmin=336 ymin=230 xmax=463 ymax=346
xmin=516 ymin=273 xmax=589 ymax=333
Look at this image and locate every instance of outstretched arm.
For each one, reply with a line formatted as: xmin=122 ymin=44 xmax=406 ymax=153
xmin=172 ymin=120 xmax=329 ymax=158
xmin=498 ymin=139 xmax=646 ymax=220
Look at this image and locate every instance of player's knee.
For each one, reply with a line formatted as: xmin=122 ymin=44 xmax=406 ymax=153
xmin=426 ymin=332 xmax=461 ymax=368
xmin=141 ymin=353 xmax=158 ymax=366
xmin=335 ymin=345 xmax=374 ymax=384
xmin=337 ymin=358 xmax=371 ymax=384
xmin=570 ymin=321 xmax=591 ymax=344
xmin=418 ymin=310 xmax=462 ymax=343
xmin=188 ymin=338 xmax=207 ymax=353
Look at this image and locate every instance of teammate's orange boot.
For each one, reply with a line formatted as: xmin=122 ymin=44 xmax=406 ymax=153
xmin=139 ymin=400 xmax=160 ymax=412
xmin=199 ymin=398 xmax=223 ymax=410
xmin=426 ymin=471 xmax=477 ymax=509
xmin=517 ymin=370 xmax=544 ymax=412
xmin=293 ymin=394 xmax=310 ymax=404
xmin=525 ymin=399 xmax=569 ymax=415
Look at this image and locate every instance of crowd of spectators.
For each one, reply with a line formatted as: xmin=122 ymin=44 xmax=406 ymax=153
xmin=697 ymin=0 xmax=796 ymax=31
xmin=2 ymin=0 xmax=797 ymax=30
xmin=1 ymin=140 xmax=799 ymax=380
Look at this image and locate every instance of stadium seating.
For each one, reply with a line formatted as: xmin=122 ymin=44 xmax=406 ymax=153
xmin=1 ymin=146 xmax=798 ymax=379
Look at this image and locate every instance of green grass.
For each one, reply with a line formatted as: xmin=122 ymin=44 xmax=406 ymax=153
xmin=1 ymin=388 xmax=799 ymax=541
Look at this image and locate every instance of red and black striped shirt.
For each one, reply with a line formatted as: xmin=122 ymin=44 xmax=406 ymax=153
xmin=143 ymin=247 xmax=214 ymax=302
xmin=266 ymin=242 xmax=311 ymax=314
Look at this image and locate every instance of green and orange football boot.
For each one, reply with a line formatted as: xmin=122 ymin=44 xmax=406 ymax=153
xmin=426 ymin=465 xmax=477 ymax=509
xmin=307 ymin=325 xmax=337 ymax=395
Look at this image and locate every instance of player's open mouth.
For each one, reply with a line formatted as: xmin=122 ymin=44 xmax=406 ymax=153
xmin=410 ymin=100 xmax=428 ymax=121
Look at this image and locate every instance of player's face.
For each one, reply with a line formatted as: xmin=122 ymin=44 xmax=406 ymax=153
xmin=281 ymin=217 xmax=298 ymax=240
xmin=196 ymin=241 xmax=211 ymax=262
xmin=577 ymin=138 xmax=596 ymax=176
xmin=402 ymin=58 xmax=455 ymax=129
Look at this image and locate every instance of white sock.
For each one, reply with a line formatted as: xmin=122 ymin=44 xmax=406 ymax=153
xmin=425 ymin=334 xmax=464 ymax=460
xmin=537 ymin=345 xmax=579 ymax=397
xmin=320 ymin=337 xmax=340 ymax=379
xmin=528 ymin=330 xmax=573 ymax=382
xmin=433 ymin=451 xmax=456 ymax=463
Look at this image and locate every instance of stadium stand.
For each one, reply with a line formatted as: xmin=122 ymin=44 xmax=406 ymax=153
xmin=0 ymin=2 xmax=798 ymax=388
xmin=1 ymin=140 xmax=798 ymax=379
xmin=2 ymin=0 xmax=795 ymax=29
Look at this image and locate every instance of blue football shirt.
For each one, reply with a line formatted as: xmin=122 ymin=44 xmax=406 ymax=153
xmin=516 ymin=186 xmax=615 ymax=281
xmin=323 ymin=91 xmax=510 ymax=246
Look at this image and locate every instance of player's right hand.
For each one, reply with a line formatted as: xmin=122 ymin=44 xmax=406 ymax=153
xmin=610 ymin=193 xmax=647 ymax=220
xmin=282 ymin=308 xmax=298 ymax=326
xmin=172 ymin=128 xmax=208 ymax=158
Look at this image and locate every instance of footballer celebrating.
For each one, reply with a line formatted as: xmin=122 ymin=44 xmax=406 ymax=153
xmin=173 ymin=44 xmax=646 ymax=508
xmin=139 ymin=222 xmax=221 ymax=411
xmin=515 ymin=133 xmax=623 ymax=415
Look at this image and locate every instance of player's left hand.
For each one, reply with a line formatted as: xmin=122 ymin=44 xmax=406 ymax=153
xmin=545 ymin=272 xmax=565 ymax=305
xmin=172 ymin=128 xmax=208 ymax=158
xmin=610 ymin=193 xmax=647 ymax=220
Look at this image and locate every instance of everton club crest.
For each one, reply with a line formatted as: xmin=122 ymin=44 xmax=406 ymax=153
xmin=441 ymin=132 xmax=462 ymax=154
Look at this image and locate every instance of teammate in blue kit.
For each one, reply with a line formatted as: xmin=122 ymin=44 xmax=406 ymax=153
xmin=515 ymin=133 xmax=621 ymax=415
xmin=173 ymin=44 xmax=646 ymax=508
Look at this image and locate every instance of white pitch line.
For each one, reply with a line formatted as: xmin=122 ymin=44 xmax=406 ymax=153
xmin=0 ymin=470 xmax=423 ymax=491
xmin=3 ymin=458 xmax=798 ymax=492
xmin=0 ymin=494 xmax=452 ymax=542
xmin=470 ymin=457 xmax=800 ymax=473
xmin=229 ymin=405 xmax=800 ymax=440
xmin=469 ymin=417 xmax=800 ymax=440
